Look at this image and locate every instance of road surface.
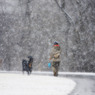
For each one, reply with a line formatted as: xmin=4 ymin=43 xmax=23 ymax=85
xmin=33 ymin=71 xmax=95 ymax=95
xmin=59 ymin=73 xmax=95 ymax=95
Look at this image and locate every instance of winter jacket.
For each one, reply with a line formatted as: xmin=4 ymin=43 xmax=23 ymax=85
xmin=50 ymin=45 xmax=61 ymax=62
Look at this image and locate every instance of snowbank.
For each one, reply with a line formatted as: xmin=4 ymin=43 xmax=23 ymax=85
xmin=0 ymin=73 xmax=76 ymax=95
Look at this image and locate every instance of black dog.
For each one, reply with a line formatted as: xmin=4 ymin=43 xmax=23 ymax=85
xmin=22 ymin=56 xmax=33 ymax=75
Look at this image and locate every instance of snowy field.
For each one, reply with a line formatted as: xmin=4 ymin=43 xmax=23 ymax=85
xmin=0 ymin=72 xmax=76 ymax=95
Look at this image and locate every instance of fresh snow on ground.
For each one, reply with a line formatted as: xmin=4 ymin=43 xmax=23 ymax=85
xmin=0 ymin=72 xmax=76 ymax=95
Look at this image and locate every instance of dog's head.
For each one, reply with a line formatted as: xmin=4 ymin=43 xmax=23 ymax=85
xmin=28 ymin=56 xmax=33 ymax=62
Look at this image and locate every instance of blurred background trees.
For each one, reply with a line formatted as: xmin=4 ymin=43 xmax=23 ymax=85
xmin=0 ymin=0 xmax=95 ymax=72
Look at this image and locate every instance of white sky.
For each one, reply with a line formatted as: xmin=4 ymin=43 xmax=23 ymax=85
xmin=0 ymin=72 xmax=76 ymax=95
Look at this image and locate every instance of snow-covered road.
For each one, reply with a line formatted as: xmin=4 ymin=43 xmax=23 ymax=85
xmin=0 ymin=72 xmax=76 ymax=95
